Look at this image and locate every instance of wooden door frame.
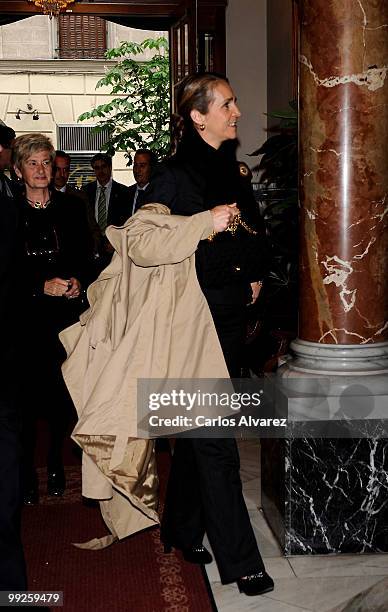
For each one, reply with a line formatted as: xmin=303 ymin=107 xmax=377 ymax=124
xmin=0 ymin=1 xmax=185 ymax=20
xmin=0 ymin=0 xmax=227 ymax=74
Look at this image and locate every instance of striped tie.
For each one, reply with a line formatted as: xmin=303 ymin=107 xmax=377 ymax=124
xmin=97 ymin=185 xmax=107 ymax=232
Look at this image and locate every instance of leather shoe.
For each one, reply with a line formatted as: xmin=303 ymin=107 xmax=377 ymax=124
xmin=47 ymin=468 xmax=65 ymax=497
xmin=237 ymin=571 xmax=274 ymax=596
xmin=163 ymin=543 xmax=213 ymax=565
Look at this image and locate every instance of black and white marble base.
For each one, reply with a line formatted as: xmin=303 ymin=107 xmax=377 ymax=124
xmin=261 ymin=437 xmax=388 ymax=554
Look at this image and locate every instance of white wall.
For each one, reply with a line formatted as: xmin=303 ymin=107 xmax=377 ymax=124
xmin=0 ymin=61 xmax=132 ymax=184
xmin=0 ymin=15 xmax=166 ymax=61
xmin=226 ymin=0 xmax=267 ymax=169
xmin=0 ymin=16 xmax=55 ymax=59
xmin=0 ymin=16 xmax=167 ymax=185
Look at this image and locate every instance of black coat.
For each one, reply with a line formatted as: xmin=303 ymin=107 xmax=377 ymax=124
xmin=82 ymin=179 xmax=131 ymax=227
xmin=145 ymin=129 xmax=269 ymax=304
xmin=0 ymin=188 xmax=27 ymax=590
xmin=0 ymin=190 xmax=23 ymax=361
xmin=82 ymin=180 xmax=131 ymax=272
xmin=128 ymin=183 xmax=150 ymax=216
xmin=127 ymin=183 xmax=137 ymax=216
xmin=21 ymin=190 xmax=90 ymax=294
xmin=19 ymin=190 xmax=91 ymax=344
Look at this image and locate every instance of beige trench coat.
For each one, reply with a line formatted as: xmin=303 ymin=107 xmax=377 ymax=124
xmin=60 ymin=204 xmax=229 ymax=547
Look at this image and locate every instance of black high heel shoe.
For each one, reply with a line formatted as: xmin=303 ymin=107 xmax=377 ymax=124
xmin=163 ymin=542 xmax=213 ymax=565
xmin=237 ymin=571 xmax=274 ymax=596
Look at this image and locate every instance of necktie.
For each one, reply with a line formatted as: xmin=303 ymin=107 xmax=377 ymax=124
xmin=97 ymin=186 xmax=107 ymax=232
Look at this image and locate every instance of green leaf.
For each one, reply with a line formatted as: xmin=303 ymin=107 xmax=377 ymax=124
xmin=78 ymin=36 xmax=170 ymax=160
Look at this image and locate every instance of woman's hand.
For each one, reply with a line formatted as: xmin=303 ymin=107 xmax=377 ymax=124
xmin=64 ymin=277 xmax=81 ymax=299
xmin=43 ymin=277 xmax=81 ymax=298
xmin=249 ymin=281 xmax=263 ymax=305
xmin=210 ymin=204 xmax=239 ymax=233
xmin=44 ymin=277 xmax=70 ymax=297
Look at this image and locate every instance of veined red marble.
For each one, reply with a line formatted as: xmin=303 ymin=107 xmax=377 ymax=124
xmin=299 ymin=0 xmax=388 ymax=344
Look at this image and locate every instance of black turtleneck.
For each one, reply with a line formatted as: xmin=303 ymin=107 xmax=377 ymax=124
xmin=145 ymin=128 xmax=269 ymax=303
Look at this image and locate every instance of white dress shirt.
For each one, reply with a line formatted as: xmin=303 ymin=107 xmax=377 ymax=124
xmin=131 ymin=183 xmax=149 ymax=215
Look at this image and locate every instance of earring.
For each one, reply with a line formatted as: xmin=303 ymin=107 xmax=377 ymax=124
xmin=199 ymin=124 xmax=205 ymax=131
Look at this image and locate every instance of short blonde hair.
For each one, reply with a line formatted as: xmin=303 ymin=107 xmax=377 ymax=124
xmin=12 ymin=133 xmax=55 ymax=170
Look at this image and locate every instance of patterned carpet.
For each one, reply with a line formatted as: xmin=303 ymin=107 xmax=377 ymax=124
xmin=22 ymin=453 xmax=216 ymax=612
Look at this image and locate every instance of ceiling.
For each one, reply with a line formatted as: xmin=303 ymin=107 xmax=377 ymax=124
xmin=0 ymin=1 xmax=188 ymax=29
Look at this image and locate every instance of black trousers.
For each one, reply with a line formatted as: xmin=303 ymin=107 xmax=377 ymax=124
xmin=0 ymin=362 xmax=27 ymax=590
xmin=161 ymin=301 xmax=264 ymax=584
xmin=161 ymin=437 xmax=264 ymax=583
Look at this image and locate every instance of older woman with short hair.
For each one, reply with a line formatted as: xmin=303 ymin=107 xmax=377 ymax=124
xmin=13 ymin=133 xmax=90 ymax=504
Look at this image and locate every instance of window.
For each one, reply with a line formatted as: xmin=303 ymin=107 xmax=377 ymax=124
xmin=57 ymin=124 xmax=111 ymax=188
xmin=58 ymin=15 xmax=107 ymax=59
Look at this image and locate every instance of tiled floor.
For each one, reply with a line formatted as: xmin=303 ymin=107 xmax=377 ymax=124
xmin=205 ymin=440 xmax=388 ymax=612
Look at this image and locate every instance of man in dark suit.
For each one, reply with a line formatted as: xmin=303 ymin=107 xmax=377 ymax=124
xmin=0 ymin=123 xmax=18 ymax=198
xmin=53 ymin=150 xmax=84 ymax=199
xmin=128 ymin=149 xmax=157 ymax=216
xmin=83 ymin=153 xmax=130 ymax=227
xmin=54 ymin=151 xmax=97 ymax=272
xmin=0 ymin=123 xmax=27 ymax=589
xmin=82 ymin=153 xmax=130 ymax=271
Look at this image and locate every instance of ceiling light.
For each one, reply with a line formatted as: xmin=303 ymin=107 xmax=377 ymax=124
xmin=15 ymin=107 xmax=40 ymax=121
xmin=28 ymin=0 xmax=76 ymax=18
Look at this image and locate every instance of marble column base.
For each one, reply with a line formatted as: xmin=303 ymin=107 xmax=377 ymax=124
xmin=288 ymin=339 xmax=388 ymax=375
xmin=261 ymin=437 xmax=388 ymax=555
xmin=261 ymin=339 xmax=388 ymax=555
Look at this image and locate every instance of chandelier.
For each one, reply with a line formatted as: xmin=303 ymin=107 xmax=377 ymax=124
xmin=28 ymin=0 xmax=76 ymax=18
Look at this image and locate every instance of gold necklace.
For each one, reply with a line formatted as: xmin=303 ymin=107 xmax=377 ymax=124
xmin=27 ymin=198 xmax=50 ymax=209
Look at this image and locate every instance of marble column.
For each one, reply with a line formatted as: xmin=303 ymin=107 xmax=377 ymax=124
xmin=261 ymin=0 xmax=388 ymax=554
xmin=299 ymin=0 xmax=388 ymax=349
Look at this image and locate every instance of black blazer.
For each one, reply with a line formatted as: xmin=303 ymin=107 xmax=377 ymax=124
xmin=127 ymin=183 xmax=150 ymax=216
xmin=128 ymin=183 xmax=137 ymax=216
xmin=82 ymin=179 xmax=131 ymax=227
xmin=0 ymin=191 xmax=23 ymax=355
xmin=20 ymin=189 xmax=91 ymax=294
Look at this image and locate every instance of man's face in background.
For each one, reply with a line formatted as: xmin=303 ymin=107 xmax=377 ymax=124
xmin=92 ymin=159 xmax=112 ymax=186
xmin=133 ymin=153 xmax=152 ymax=188
xmin=54 ymin=155 xmax=70 ymax=189
xmin=0 ymin=125 xmax=16 ymax=171
xmin=0 ymin=142 xmax=13 ymax=171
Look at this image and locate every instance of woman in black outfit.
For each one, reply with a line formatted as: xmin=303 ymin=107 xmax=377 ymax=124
xmin=12 ymin=133 xmax=90 ymax=504
xmin=145 ymin=74 xmax=273 ymax=597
